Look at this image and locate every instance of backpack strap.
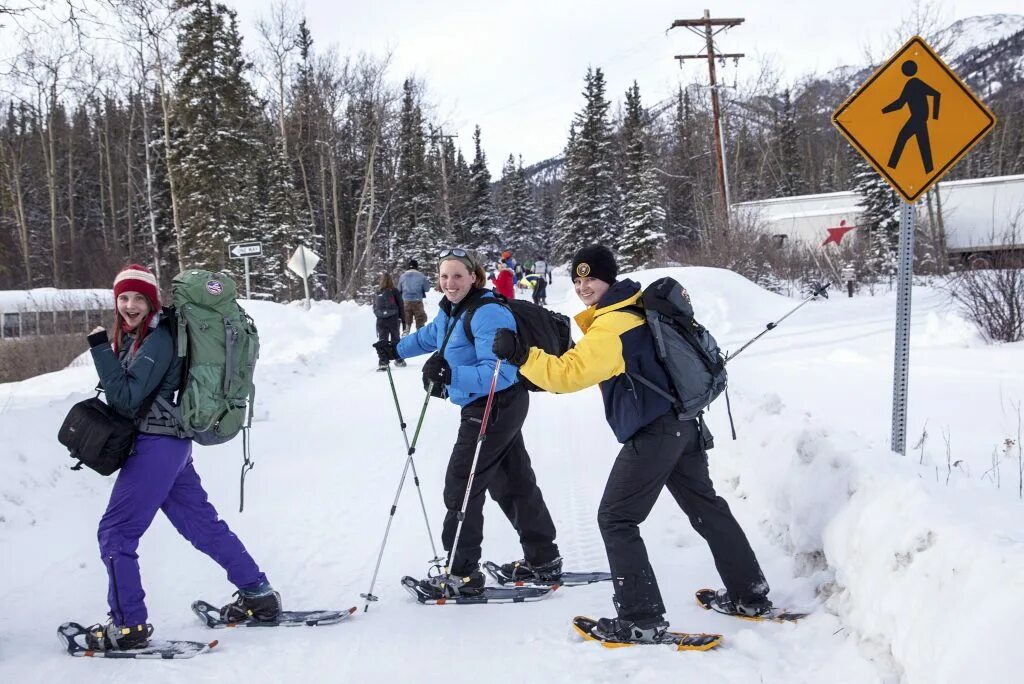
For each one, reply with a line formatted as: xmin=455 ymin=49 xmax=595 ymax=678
xmin=461 ymin=293 xmax=508 ymax=343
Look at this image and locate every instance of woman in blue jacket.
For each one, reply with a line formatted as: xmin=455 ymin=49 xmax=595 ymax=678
xmin=375 ymin=249 xmax=561 ymax=598
xmin=76 ymin=265 xmax=279 ymax=651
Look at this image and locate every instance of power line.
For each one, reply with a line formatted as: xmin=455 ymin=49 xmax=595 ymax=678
xmin=669 ymin=9 xmax=745 ymax=233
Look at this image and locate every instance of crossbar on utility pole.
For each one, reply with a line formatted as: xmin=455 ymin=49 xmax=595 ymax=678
xmin=669 ymin=9 xmax=745 ymax=234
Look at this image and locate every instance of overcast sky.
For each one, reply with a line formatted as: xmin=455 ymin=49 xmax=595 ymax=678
xmin=225 ymin=0 xmax=1022 ymax=174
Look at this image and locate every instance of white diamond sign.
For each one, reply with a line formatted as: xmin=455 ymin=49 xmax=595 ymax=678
xmin=287 ymin=246 xmax=320 ymax=279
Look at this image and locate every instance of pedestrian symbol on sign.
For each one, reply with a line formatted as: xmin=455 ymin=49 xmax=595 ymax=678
xmin=882 ymin=60 xmax=941 ymax=174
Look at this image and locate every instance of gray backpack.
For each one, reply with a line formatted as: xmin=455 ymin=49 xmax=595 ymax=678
xmin=626 ymin=277 xmax=728 ymax=422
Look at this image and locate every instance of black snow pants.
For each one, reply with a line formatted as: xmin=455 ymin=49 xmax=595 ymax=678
xmin=598 ymin=411 xmax=768 ymax=621
xmin=443 ymin=383 xmax=560 ymax=575
xmin=376 ymin=315 xmax=401 ymax=350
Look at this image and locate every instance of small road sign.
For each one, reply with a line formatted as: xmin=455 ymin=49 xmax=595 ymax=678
xmin=229 ymin=242 xmax=263 ymax=259
xmin=832 ymin=35 xmax=996 ymax=203
xmin=287 ymin=246 xmax=320 ymax=279
xmin=287 ymin=246 xmax=320 ymax=309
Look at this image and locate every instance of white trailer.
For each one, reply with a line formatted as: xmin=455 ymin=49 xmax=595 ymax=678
xmin=733 ymin=174 xmax=1024 ymax=262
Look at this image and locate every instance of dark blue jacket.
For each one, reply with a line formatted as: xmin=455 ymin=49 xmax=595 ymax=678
xmin=519 ymin=279 xmax=674 ymax=442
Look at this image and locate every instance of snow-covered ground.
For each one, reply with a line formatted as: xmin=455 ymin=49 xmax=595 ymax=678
xmin=1 ymin=267 xmax=1022 ymax=683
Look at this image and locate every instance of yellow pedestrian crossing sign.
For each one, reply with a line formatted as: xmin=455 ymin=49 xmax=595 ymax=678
xmin=832 ymin=36 xmax=996 ymax=203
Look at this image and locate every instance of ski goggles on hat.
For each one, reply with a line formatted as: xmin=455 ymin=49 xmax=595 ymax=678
xmin=438 ymin=248 xmax=477 ymax=268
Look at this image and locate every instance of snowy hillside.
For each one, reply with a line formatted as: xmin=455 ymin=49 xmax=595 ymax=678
xmin=1 ymin=268 xmax=1023 ymax=682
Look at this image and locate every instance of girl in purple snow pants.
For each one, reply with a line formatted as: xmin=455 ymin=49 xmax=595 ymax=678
xmin=80 ymin=264 xmax=278 ymax=651
xmin=98 ymin=434 xmax=265 ymax=626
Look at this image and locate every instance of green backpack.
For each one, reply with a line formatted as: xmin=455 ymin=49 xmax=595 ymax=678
xmin=171 ymin=269 xmax=259 ymax=446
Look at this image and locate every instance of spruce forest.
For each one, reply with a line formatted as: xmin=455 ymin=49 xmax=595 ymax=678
xmin=1 ymin=1 xmax=1022 ymax=299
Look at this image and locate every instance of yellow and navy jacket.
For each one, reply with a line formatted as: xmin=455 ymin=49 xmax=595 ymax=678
xmin=519 ymin=279 xmax=674 ymax=443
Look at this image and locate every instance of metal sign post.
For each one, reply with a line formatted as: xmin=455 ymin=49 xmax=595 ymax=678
xmin=287 ymin=245 xmax=321 ymax=310
xmin=890 ymin=202 xmax=915 ymax=454
xmin=228 ymin=242 xmax=263 ymax=299
xmin=831 ymin=35 xmax=996 ymax=456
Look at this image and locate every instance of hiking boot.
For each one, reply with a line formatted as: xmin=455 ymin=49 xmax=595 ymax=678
xmin=84 ymin=620 xmax=154 ymax=651
xmin=590 ymin=615 xmax=669 ymax=643
xmin=220 ymin=581 xmax=282 ymax=623
xmin=395 ymin=359 xmax=407 ymax=367
xmin=499 ymin=556 xmax=562 ymax=582
xmin=710 ymin=588 xmax=773 ymax=617
xmin=418 ymin=569 xmax=485 ymax=598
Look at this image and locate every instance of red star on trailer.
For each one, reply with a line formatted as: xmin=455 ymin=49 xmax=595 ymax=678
xmin=822 ymin=220 xmax=858 ymax=246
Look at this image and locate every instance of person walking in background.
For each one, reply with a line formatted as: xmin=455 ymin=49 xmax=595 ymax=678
xmin=373 ymin=272 xmax=406 ymax=371
xmin=531 ymin=274 xmax=547 ymax=306
xmin=494 ymin=262 xmax=516 ymax=299
xmin=398 ymin=259 xmax=431 ymax=336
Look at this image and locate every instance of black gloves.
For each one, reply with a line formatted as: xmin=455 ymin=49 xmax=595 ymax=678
xmin=87 ymin=329 xmax=109 ymax=349
xmin=492 ymin=328 xmax=528 ymax=366
xmin=422 ymin=353 xmax=452 ymax=387
xmin=373 ymin=340 xmax=400 ymax=361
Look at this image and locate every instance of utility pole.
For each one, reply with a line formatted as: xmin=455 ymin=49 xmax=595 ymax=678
xmin=670 ymin=9 xmax=744 ymax=232
xmin=429 ymin=127 xmax=458 ymax=239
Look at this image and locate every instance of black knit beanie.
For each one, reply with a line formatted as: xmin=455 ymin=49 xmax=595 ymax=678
xmin=571 ymin=245 xmax=617 ymax=284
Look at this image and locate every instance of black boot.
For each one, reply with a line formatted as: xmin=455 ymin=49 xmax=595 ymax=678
xmin=84 ymin=620 xmax=154 ymax=651
xmin=417 ymin=569 xmax=485 ymax=598
xmin=590 ymin=615 xmax=670 ymax=644
xmin=499 ymin=556 xmax=562 ymax=582
xmin=220 ymin=582 xmax=282 ymax=623
xmin=709 ymin=588 xmax=773 ymax=617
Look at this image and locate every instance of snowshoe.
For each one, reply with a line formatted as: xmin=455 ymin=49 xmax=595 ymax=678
xmin=58 ymin=621 xmax=216 ymax=659
xmin=401 ymin=576 xmax=555 ymax=605
xmin=483 ymin=560 xmax=610 ymax=587
xmin=192 ymin=600 xmax=355 ymax=628
xmin=571 ymin=616 xmax=721 ymax=651
xmin=695 ymin=588 xmax=808 ymax=622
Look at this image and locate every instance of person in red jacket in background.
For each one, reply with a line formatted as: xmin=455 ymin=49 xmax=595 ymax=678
xmin=494 ymin=264 xmax=516 ymax=299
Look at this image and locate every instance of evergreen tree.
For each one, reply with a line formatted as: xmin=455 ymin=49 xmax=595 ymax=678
xmin=774 ymin=89 xmax=807 ymax=196
xmin=173 ymin=0 xmax=264 ymax=274
xmin=498 ymin=154 xmax=539 ymax=258
xmin=255 ymin=141 xmax=316 ymax=300
xmin=392 ymin=79 xmax=436 ymax=266
xmin=554 ymin=67 xmax=618 ymax=258
xmin=466 ymin=125 xmax=499 ymax=253
xmin=663 ymin=86 xmax=700 ymax=246
xmin=851 ymin=148 xmax=899 ymax=281
xmin=617 ymin=82 xmax=665 ymax=270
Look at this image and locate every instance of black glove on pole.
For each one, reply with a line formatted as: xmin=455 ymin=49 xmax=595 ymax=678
xmin=421 ymin=354 xmax=452 ymax=386
xmin=373 ymin=340 xmax=401 ymax=361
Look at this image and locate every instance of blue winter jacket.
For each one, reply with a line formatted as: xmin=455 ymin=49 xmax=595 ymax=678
xmin=398 ymin=269 xmax=431 ymax=302
xmin=397 ymin=288 xmax=519 ymax=407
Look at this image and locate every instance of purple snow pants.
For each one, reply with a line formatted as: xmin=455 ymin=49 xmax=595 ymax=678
xmin=97 ymin=434 xmax=266 ymax=626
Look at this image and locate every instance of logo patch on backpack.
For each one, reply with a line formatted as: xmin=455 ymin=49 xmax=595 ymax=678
xmin=206 ymin=280 xmax=223 ymax=296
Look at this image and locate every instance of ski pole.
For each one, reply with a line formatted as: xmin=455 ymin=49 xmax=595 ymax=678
xmin=383 ymin=362 xmax=442 ymax=563
xmin=444 ymin=359 xmax=503 ymax=576
xmin=726 ymin=281 xmax=830 ymax=363
xmin=361 ymin=377 xmax=435 ymax=613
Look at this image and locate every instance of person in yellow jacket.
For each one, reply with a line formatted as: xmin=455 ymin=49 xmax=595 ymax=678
xmin=491 ymin=244 xmax=771 ymax=645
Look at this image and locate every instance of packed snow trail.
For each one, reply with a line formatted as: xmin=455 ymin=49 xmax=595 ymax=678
xmin=2 ymin=268 xmax=1023 ymax=682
